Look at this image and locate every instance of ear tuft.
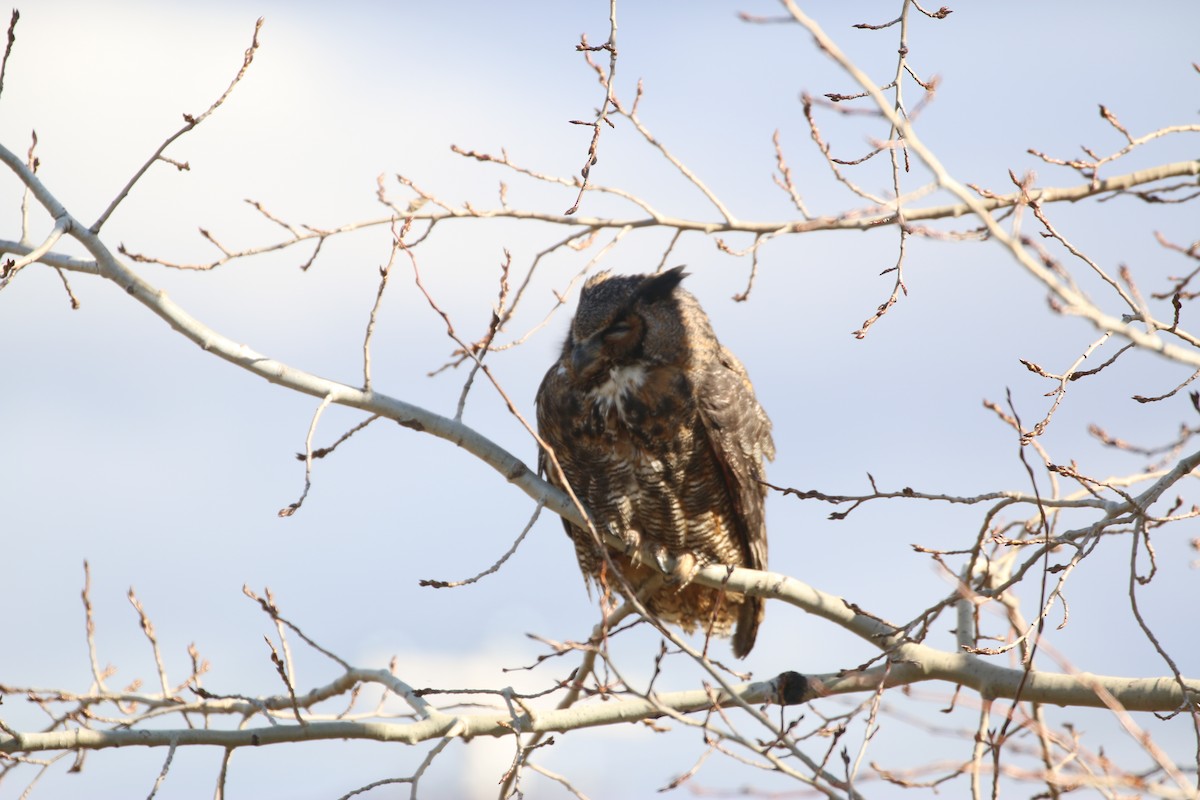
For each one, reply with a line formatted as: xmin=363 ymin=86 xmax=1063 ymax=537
xmin=637 ymin=265 xmax=688 ymax=304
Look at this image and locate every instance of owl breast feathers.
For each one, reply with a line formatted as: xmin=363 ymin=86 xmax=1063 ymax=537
xmin=535 ymin=267 xmax=774 ymax=658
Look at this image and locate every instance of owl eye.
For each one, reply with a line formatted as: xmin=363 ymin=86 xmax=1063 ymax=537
xmin=604 ymin=320 xmax=634 ymax=340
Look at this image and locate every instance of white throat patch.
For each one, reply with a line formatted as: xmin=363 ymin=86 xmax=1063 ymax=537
xmin=589 ymin=364 xmax=647 ymax=416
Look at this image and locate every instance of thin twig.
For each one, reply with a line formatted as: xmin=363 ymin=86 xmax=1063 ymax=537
xmin=91 ymin=18 xmax=264 ymax=233
xmin=0 ymin=10 xmax=18 ymax=103
xmin=278 ymin=394 xmax=334 ymax=517
xmin=364 ymin=220 xmax=410 ymax=390
xmin=420 ymin=503 xmax=543 ymax=589
xmin=565 ymin=0 xmax=619 ymax=216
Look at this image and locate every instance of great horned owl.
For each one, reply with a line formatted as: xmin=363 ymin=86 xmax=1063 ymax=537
xmin=535 ymin=267 xmax=774 ymax=658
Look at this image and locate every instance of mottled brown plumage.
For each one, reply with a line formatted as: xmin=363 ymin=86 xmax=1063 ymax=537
xmin=535 ymin=267 xmax=773 ymax=657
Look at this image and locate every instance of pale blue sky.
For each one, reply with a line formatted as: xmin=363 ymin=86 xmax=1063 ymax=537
xmin=2 ymin=2 xmax=1198 ymax=797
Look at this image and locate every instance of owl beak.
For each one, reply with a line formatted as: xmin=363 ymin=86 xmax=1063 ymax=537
xmin=570 ymin=337 xmax=601 ymax=377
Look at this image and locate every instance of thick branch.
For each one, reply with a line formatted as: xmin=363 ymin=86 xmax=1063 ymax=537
xmin=689 ymin=563 xmax=1200 ymax=712
xmin=3 ymin=655 xmax=1195 ymax=758
xmin=1 ymin=674 xmax=799 ymax=754
xmin=0 ymin=139 xmax=583 ymax=529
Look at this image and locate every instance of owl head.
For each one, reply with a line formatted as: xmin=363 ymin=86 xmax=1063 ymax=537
xmin=564 ymin=266 xmax=692 ymax=385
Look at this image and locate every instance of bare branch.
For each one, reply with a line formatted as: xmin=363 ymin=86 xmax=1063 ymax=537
xmin=0 ymin=10 xmax=17 ymax=103
xmin=90 ymin=18 xmax=264 ymax=233
xmin=564 ymin=0 xmax=619 ymax=215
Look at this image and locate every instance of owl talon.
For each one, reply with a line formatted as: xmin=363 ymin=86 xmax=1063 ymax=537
xmin=671 ymin=552 xmax=700 ymax=586
xmin=652 ymin=546 xmax=672 ymax=577
xmin=611 ymin=524 xmax=641 ymax=557
xmin=654 ymin=550 xmax=699 ymax=587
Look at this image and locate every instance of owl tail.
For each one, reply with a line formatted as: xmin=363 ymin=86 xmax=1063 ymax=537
xmin=732 ymin=595 xmax=763 ymax=658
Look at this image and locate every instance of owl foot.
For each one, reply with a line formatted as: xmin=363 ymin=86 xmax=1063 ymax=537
xmin=606 ymin=523 xmax=642 ymax=558
xmin=654 ymin=548 xmax=699 ymax=588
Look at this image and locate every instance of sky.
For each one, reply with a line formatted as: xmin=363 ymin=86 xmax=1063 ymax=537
xmin=2 ymin=1 xmax=1199 ymax=798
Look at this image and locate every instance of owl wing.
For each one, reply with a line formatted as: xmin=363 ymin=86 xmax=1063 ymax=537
xmin=695 ymin=345 xmax=773 ymax=658
xmin=534 ymin=362 xmax=570 ymax=493
xmin=534 ymin=362 xmax=589 ymax=540
xmin=695 ymin=345 xmax=774 ymax=572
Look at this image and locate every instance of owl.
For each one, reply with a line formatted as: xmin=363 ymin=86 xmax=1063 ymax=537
xmin=535 ymin=267 xmax=774 ymax=658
